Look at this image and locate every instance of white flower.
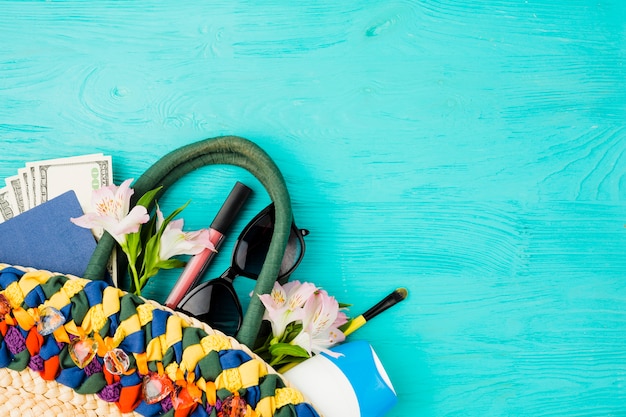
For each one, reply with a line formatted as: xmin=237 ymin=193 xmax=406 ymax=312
xmin=156 ymin=206 xmax=215 ymax=261
xmin=71 ymin=179 xmax=150 ymax=246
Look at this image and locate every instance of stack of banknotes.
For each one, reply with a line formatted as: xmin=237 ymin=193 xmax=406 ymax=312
xmin=0 ymin=153 xmax=113 ymax=222
xmin=0 ymin=153 xmax=118 ymax=284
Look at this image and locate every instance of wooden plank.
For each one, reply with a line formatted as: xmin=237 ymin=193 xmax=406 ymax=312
xmin=0 ymin=1 xmax=624 ymax=416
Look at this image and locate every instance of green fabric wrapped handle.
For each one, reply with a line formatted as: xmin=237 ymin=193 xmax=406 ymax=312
xmin=83 ymin=135 xmax=293 ymax=348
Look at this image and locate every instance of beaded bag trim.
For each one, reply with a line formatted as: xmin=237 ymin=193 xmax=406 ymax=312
xmin=0 ymin=264 xmax=318 ymax=417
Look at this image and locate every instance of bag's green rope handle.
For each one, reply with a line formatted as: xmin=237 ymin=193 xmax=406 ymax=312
xmin=83 ymin=135 xmax=293 ymax=348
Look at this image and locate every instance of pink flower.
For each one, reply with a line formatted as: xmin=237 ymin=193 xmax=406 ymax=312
xmin=71 ymin=179 xmax=149 ymax=246
xmin=155 ymin=206 xmax=215 ymax=261
xmin=258 ymin=281 xmax=317 ymax=338
xmin=291 ymin=289 xmax=347 ymax=357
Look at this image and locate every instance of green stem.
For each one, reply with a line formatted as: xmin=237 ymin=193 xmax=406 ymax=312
xmin=269 ymin=354 xmax=286 ymax=367
xmin=129 ymin=261 xmax=142 ymax=296
xmin=137 ymin=273 xmax=153 ymax=292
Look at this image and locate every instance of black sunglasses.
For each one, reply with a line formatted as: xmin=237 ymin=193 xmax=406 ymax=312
xmin=176 ymin=203 xmax=308 ymax=336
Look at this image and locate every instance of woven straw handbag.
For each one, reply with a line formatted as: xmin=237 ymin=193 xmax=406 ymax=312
xmin=0 ymin=136 xmax=319 ymax=417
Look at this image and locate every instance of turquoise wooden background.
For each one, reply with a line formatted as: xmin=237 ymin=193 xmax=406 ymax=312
xmin=1 ymin=1 xmax=625 ymax=416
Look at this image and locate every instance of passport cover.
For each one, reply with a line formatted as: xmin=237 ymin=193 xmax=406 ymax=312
xmin=0 ymin=190 xmax=97 ymax=277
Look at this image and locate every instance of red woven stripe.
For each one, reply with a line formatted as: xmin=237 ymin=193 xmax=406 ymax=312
xmin=41 ymin=355 xmax=60 ymax=380
xmin=117 ymin=383 xmax=142 ymax=413
xmin=25 ymin=327 xmax=43 ymax=356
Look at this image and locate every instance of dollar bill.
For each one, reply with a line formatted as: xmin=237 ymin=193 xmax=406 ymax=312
xmin=17 ymin=168 xmax=32 ymax=211
xmin=26 ymin=153 xmax=111 ymax=213
xmin=5 ymin=174 xmax=26 ymax=214
xmin=26 ymin=165 xmax=38 ymax=207
xmin=0 ymin=187 xmax=17 ymax=223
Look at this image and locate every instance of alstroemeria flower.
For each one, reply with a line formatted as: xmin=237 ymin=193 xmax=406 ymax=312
xmin=71 ymin=179 xmax=149 ymax=245
xmin=155 ymin=206 xmax=215 ymax=261
xmin=258 ymin=280 xmax=317 ymax=338
xmin=291 ymin=289 xmax=347 ymax=357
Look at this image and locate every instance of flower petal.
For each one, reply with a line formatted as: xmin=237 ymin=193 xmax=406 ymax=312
xmin=285 ymin=281 xmax=317 ymax=310
xmin=157 ymin=216 xmax=215 ymax=261
xmin=113 ymin=206 xmax=150 ymax=235
xmin=116 ymin=179 xmax=135 ymax=218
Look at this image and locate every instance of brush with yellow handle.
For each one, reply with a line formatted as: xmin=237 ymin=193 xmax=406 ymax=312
xmin=340 ymin=287 xmax=408 ymax=336
xmin=276 ymin=288 xmax=408 ymax=374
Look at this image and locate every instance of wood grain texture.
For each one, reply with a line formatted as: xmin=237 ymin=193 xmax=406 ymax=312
xmin=1 ymin=1 xmax=625 ymax=416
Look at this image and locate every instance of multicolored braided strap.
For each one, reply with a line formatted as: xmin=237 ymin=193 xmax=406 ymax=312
xmin=0 ymin=264 xmax=319 ymax=417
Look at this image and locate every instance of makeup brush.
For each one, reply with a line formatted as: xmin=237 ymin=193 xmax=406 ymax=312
xmin=341 ymin=287 xmax=408 ymax=337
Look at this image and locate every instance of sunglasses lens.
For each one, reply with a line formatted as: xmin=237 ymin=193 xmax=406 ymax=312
xmin=234 ymin=208 xmax=304 ymax=279
xmin=177 ymin=280 xmax=242 ymax=336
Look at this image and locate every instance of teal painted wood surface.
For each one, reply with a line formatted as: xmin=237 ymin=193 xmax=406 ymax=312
xmin=1 ymin=1 xmax=625 ymax=416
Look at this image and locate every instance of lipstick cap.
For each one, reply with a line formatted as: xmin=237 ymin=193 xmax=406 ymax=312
xmin=211 ymin=182 xmax=253 ymax=233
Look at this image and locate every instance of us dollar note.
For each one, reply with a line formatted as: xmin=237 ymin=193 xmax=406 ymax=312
xmin=26 ymin=165 xmax=38 ymax=207
xmin=0 ymin=187 xmax=17 ymax=223
xmin=17 ymin=168 xmax=32 ymax=210
xmin=27 ymin=153 xmax=111 ymax=212
xmin=5 ymin=175 xmax=26 ymax=214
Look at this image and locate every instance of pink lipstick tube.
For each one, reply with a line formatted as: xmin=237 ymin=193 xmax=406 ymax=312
xmin=164 ymin=182 xmax=252 ymax=309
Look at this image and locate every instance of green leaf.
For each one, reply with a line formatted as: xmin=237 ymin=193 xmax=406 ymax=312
xmin=124 ymin=231 xmax=143 ymax=263
xmin=136 ymin=186 xmax=163 ymax=209
xmin=156 ymin=259 xmax=186 ymax=270
xmin=141 ymin=233 xmax=161 ymax=276
xmin=139 ymin=210 xmax=158 ymax=245
xmin=269 ymin=343 xmax=310 ymax=359
xmin=156 ymin=201 xmax=190 ymax=237
xmin=149 ymin=201 xmax=189 ymax=264
xmin=282 ymin=323 xmax=303 ymax=343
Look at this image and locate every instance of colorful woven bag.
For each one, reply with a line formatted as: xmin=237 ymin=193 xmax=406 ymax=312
xmin=0 ymin=136 xmax=319 ymax=417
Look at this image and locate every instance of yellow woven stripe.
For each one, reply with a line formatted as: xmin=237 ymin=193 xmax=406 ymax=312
xmin=165 ymin=315 xmax=186 ymax=347
xmin=196 ymin=377 xmax=207 ymax=392
xmin=146 ymin=334 xmax=166 ymax=361
xmin=13 ymin=307 xmax=35 ymax=329
xmin=64 ymin=320 xmax=80 ymax=337
xmin=62 ymin=278 xmax=90 ymax=298
xmin=274 ymin=387 xmax=305 ymax=409
xmin=80 ymin=304 xmax=107 ymax=334
xmin=256 ymin=387 xmax=307 ymax=416
xmin=19 ymin=270 xmax=53 ymax=297
xmin=46 ymin=293 xmax=70 ymax=311
xmin=4 ymin=269 xmax=52 ymax=308
xmin=102 ymin=286 xmax=122 ymax=317
xmin=256 ymin=396 xmax=275 ymax=417
xmin=213 ymin=359 xmax=270 ymax=391
xmin=113 ymin=313 xmax=142 ymax=346
xmin=165 ymin=362 xmax=179 ymax=381
xmin=180 ymin=343 xmax=204 ymax=373
xmin=135 ymin=304 xmax=154 ymax=326
xmin=47 ymin=277 xmax=89 ymax=310
xmin=146 ymin=315 xmax=189 ymax=361
xmin=200 ymin=334 xmax=232 ymax=353
xmin=239 ymin=359 xmax=268 ymax=388
xmin=4 ymin=282 xmax=24 ymax=308
xmin=216 ymin=367 xmax=242 ymax=392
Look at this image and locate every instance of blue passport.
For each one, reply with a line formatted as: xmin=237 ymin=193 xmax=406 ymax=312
xmin=0 ymin=190 xmax=97 ymax=277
